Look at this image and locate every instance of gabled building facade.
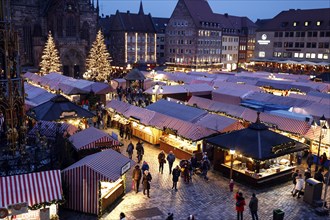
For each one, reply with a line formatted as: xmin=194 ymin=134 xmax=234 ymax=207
xmin=254 ymin=8 xmax=330 ymax=64
xmin=165 ymin=0 xmax=256 ymax=71
xmin=103 ymin=2 xmax=157 ymax=67
xmin=10 ymin=0 xmax=99 ymax=77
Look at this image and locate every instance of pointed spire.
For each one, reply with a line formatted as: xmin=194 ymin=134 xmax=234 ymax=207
xmin=96 ymin=0 xmax=99 ymax=11
xmin=92 ymin=0 xmax=94 ymax=8
xmin=138 ymin=0 xmax=144 ymax=15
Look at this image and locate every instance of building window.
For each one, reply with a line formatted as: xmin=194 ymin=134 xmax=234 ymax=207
xmin=293 ymin=22 xmax=297 ymax=27
xmin=259 ymin=51 xmax=265 ymax=57
xmin=324 ymin=54 xmax=329 ymax=59
xmin=311 ymin=53 xmax=316 ymax=59
xmin=294 ymin=53 xmax=299 ymax=58
xmin=299 ymin=53 xmax=304 ymax=58
xmin=66 ymin=16 xmax=76 ymax=37
xmin=316 ymin=21 xmax=322 ymax=26
xmin=304 ymin=21 xmax=309 ymax=26
xmin=318 ymin=54 xmax=323 ymax=59
xmin=306 ymin=53 xmax=311 ymax=59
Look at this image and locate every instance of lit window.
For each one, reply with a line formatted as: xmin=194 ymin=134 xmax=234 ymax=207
xmin=311 ymin=53 xmax=316 ymax=58
xmin=306 ymin=53 xmax=311 ymax=58
xmin=294 ymin=53 xmax=299 ymax=58
xmin=304 ymin=21 xmax=309 ymax=26
xmin=324 ymin=54 xmax=329 ymax=59
xmin=316 ymin=21 xmax=321 ymax=26
xmin=259 ymin=51 xmax=265 ymax=57
xmin=299 ymin=53 xmax=304 ymax=58
xmin=317 ymin=54 xmax=323 ymax=59
xmin=293 ymin=22 xmax=297 ymax=26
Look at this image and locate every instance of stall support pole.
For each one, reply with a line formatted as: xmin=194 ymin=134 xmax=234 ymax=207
xmin=315 ymin=128 xmax=323 ymax=172
xmin=230 ymin=154 xmax=234 ymax=179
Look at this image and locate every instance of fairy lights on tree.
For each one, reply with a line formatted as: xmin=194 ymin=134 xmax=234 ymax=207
xmin=39 ymin=31 xmax=62 ymax=75
xmin=85 ymin=30 xmax=112 ymax=82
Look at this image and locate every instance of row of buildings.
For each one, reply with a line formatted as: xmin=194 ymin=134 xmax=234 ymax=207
xmin=7 ymin=0 xmax=330 ymax=77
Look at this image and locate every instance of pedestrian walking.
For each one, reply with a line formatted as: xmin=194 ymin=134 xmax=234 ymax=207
xmin=296 ymin=151 xmax=303 ymax=165
xmin=201 ymin=157 xmax=210 ymax=181
xmin=235 ymin=192 xmax=246 ymax=220
xmin=132 ymin=165 xmax=142 ymax=193
xmin=136 ymin=140 xmax=144 ymax=163
xmin=120 ymin=212 xmax=126 ymax=220
xmin=293 ymin=174 xmax=304 ymax=198
xmin=167 ymin=151 xmax=176 ymax=174
xmin=306 ymin=151 xmax=314 ymax=169
xmin=126 ymin=141 xmax=134 ymax=159
xmin=142 ymin=170 xmax=152 ymax=198
xmin=158 ymin=150 xmax=166 ymax=174
xmin=172 ymin=165 xmax=181 ymax=191
xmin=125 ymin=125 xmax=131 ymax=140
xmin=229 ymin=179 xmax=234 ymax=192
xmin=182 ymin=160 xmax=190 ymax=183
xmin=249 ymin=193 xmax=258 ymax=220
xmin=320 ymin=152 xmax=328 ymax=168
xmin=119 ymin=124 xmax=124 ymax=138
xmin=291 ymin=169 xmax=299 ymax=194
xmin=187 ymin=214 xmax=195 ymax=220
xmin=141 ymin=161 xmax=149 ymax=173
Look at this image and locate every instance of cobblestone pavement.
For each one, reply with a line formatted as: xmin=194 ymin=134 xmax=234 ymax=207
xmin=61 ymin=128 xmax=330 ymax=220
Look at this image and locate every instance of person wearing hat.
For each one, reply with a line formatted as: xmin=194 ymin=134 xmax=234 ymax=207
xmin=142 ymin=170 xmax=152 ymax=198
xmin=132 ymin=165 xmax=142 ymax=193
xmin=304 ymin=168 xmax=311 ymax=181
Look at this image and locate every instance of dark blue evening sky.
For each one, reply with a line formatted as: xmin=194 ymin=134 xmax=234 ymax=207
xmin=98 ymin=0 xmax=330 ymax=22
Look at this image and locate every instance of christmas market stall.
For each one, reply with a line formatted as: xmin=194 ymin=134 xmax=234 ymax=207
xmin=68 ymin=126 xmax=122 ymax=156
xmin=205 ymin=113 xmax=308 ymax=187
xmin=26 ymin=95 xmax=95 ymax=128
xmin=61 ymin=149 xmax=133 ymax=216
xmin=0 ymin=170 xmax=63 ymax=220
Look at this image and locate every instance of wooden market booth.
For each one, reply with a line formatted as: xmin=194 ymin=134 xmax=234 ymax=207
xmin=61 ymin=149 xmax=133 ymax=217
xmin=205 ymin=113 xmax=308 ymax=187
xmin=0 ymin=170 xmax=63 ymax=220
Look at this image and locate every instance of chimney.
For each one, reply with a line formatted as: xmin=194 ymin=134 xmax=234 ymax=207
xmin=224 ymin=13 xmax=228 ymax=17
xmin=127 ymin=10 xmax=130 ymax=14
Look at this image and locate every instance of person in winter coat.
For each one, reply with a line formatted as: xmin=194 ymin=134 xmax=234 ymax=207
xmin=235 ymin=192 xmax=246 ymax=220
xmin=141 ymin=161 xmax=149 ymax=173
xmin=136 ymin=140 xmax=144 ymax=163
xmin=293 ymin=174 xmax=304 ymax=198
xmin=306 ymin=151 xmax=314 ymax=169
xmin=304 ymin=168 xmax=312 ymax=181
xmin=249 ymin=193 xmax=258 ymax=220
xmin=158 ymin=150 xmax=166 ymax=174
xmin=142 ymin=170 xmax=152 ymax=198
xmin=126 ymin=141 xmax=134 ymax=159
xmin=172 ymin=165 xmax=181 ymax=191
xmin=132 ymin=165 xmax=142 ymax=193
xmin=190 ymin=154 xmax=198 ymax=175
xmin=314 ymin=168 xmax=325 ymax=183
xmin=167 ymin=151 xmax=176 ymax=174
xmin=291 ymin=169 xmax=299 ymax=194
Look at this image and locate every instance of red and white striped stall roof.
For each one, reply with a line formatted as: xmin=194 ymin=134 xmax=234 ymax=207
xmin=0 ymin=170 xmax=62 ymax=208
xmin=68 ymin=127 xmax=121 ymax=151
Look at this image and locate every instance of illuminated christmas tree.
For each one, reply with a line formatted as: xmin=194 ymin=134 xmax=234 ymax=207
xmin=39 ymin=31 xmax=62 ymax=75
xmin=85 ymin=30 xmax=112 ymax=82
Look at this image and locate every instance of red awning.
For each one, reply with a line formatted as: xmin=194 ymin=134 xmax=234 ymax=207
xmin=0 ymin=170 xmax=62 ymax=208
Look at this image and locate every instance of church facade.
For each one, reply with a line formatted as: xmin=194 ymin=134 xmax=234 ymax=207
xmin=11 ymin=0 xmax=99 ymax=77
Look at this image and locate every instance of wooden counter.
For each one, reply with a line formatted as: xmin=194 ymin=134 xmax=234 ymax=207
xmin=101 ymin=182 xmax=124 ymax=213
xmin=160 ymin=140 xmax=193 ymax=160
xmin=217 ymin=164 xmax=295 ymax=187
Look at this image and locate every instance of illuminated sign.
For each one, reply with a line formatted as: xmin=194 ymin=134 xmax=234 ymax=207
xmin=257 ymin=34 xmax=271 ymax=45
xmin=121 ymin=161 xmax=131 ymax=175
xmin=60 ymin=111 xmax=77 ymax=118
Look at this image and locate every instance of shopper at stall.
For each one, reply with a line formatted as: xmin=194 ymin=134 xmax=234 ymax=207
xmin=142 ymin=170 xmax=152 ymax=198
xmin=229 ymin=179 xmax=235 ymax=192
xmin=293 ymin=174 xmax=304 ymax=198
xmin=120 ymin=212 xmax=126 ymax=220
xmin=119 ymin=124 xmax=124 ymax=139
xmin=306 ymin=151 xmax=314 ymax=169
xmin=132 ymin=165 xmax=142 ymax=193
xmin=126 ymin=141 xmax=134 ymax=159
xmin=235 ymin=192 xmax=246 ymax=220
xmin=201 ymin=157 xmax=210 ymax=181
xmin=158 ymin=150 xmax=166 ymax=174
xmin=136 ymin=140 xmax=144 ymax=163
xmin=182 ymin=160 xmax=190 ymax=183
xmin=291 ymin=169 xmax=299 ymax=194
xmin=125 ymin=125 xmax=131 ymax=140
xmin=172 ymin=165 xmax=181 ymax=191
xmin=249 ymin=193 xmax=258 ymax=220
xmin=296 ymin=151 xmax=303 ymax=165
xmin=167 ymin=151 xmax=176 ymax=174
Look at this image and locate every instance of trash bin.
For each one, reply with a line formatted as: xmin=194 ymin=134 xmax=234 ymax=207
xmin=303 ymin=178 xmax=323 ymax=205
xmin=273 ymin=209 xmax=284 ymax=220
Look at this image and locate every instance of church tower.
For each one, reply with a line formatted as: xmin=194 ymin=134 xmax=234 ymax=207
xmin=0 ymin=0 xmax=27 ymax=154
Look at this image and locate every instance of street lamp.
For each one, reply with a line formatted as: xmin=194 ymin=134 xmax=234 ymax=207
xmin=311 ymin=115 xmax=328 ymax=172
xmin=229 ymin=149 xmax=236 ymax=179
xmin=152 ymin=82 xmax=163 ymax=102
